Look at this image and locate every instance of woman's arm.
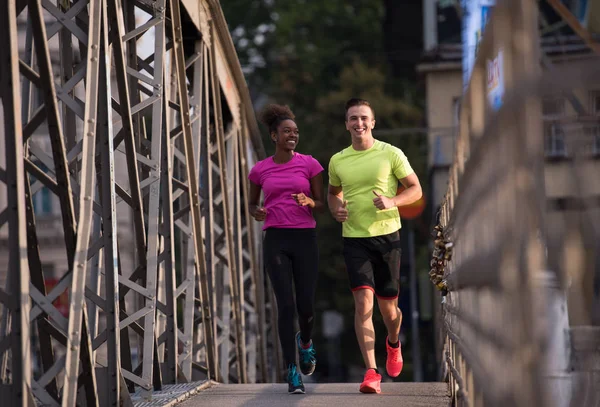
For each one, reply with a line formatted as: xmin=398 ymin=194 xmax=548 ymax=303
xmin=248 ymin=181 xmax=267 ymax=221
xmin=309 ymin=173 xmax=324 ymax=212
xmin=291 ymin=173 xmax=324 ymax=212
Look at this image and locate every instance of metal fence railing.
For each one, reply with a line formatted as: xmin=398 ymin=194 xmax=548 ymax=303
xmin=429 ymin=1 xmax=600 ymax=406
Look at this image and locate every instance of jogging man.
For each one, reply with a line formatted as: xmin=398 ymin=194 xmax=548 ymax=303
xmin=327 ymin=98 xmax=422 ymax=394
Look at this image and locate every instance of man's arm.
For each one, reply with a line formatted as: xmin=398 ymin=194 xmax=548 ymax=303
xmin=372 ymin=173 xmax=422 ymax=210
xmin=328 ymin=184 xmax=348 ymax=222
xmin=394 ymin=172 xmax=422 ymax=207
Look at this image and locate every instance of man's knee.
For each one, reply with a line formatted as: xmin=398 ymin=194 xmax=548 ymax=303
xmin=353 ymin=289 xmax=374 ymax=315
xmin=378 ymin=300 xmax=400 ymax=322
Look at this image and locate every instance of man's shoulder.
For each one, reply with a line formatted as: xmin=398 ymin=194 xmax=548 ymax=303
xmin=374 ymin=140 xmax=405 ymax=157
xmin=330 ymin=146 xmax=353 ymax=161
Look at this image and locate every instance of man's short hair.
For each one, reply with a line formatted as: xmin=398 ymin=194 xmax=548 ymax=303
xmin=345 ymin=98 xmax=375 ymax=120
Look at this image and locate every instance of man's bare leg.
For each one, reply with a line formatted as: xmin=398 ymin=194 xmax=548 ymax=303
xmin=353 ymin=289 xmax=377 ymax=369
xmin=377 ymin=298 xmax=402 ymax=343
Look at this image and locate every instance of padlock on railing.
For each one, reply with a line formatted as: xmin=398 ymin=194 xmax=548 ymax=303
xmin=429 ymin=223 xmax=452 ymax=297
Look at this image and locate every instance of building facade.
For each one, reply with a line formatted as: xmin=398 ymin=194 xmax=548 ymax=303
xmin=419 ymin=0 xmax=600 ymax=328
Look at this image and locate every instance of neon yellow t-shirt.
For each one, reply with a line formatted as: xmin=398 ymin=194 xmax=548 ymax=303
xmin=328 ymin=140 xmax=414 ymax=238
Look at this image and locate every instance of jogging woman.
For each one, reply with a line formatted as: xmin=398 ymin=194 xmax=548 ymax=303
xmin=248 ymin=104 xmax=324 ymax=394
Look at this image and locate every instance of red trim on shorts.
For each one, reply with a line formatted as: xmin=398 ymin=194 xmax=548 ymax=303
xmin=375 ymin=294 xmax=399 ymax=300
xmin=351 ymin=286 xmax=375 ymax=293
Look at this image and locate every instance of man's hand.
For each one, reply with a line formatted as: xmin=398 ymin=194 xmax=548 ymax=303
xmin=372 ymin=191 xmax=395 ymax=210
xmin=333 ymin=200 xmax=349 ymax=222
xmin=291 ymin=193 xmax=314 ymax=208
xmin=252 ymin=207 xmax=267 ymax=222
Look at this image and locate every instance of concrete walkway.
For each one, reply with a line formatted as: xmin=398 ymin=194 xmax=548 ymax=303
xmin=177 ymin=382 xmax=450 ymax=407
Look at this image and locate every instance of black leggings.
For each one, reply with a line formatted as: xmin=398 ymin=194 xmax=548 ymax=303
xmin=263 ymin=228 xmax=319 ymax=367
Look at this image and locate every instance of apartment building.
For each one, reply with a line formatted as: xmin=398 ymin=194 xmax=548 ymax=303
xmin=418 ymin=0 xmax=600 ymax=326
xmin=419 ymin=1 xmax=600 ymax=219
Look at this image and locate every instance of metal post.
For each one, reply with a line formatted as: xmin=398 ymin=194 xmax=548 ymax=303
xmin=408 ymin=223 xmax=423 ymax=382
xmin=208 ymin=24 xmax=247 ymax=383
xmin=239 ymin=112 xmax=268 ymax=382
xmin=96 ymin=15 xmax=125 ymax=400
xmin=159 ymin=99 xmax=179 ymax=383
xmin=199 ymin=41 xmax=219 ymax=382
xmin=0 ymin=0 xmax=33 ymax=403
xmin=61 ymin=0 xmax=104 ymax=402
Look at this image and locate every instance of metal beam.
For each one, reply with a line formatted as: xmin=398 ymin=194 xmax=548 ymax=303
xmin=546 ymin=0 xmax=600 ymax=56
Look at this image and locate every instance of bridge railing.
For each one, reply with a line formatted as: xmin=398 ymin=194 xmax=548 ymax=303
xmin=430 ymin=1 xmax=600 ymax=406
xmin=0 ymin=0 xmax=276 ymax=405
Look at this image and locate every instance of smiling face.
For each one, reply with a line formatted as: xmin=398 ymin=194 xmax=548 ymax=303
xmin=345 ymin=105 xmax=375 ymax=142
xmin=271 ymin=119 xmax=299 ymax=151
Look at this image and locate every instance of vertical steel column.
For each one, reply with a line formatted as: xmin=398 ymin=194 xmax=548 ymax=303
xmin=226 ymin=119 xmax=261 ymax=383
xmin=0 ymin=0 xmax=33 ymax=403
xmin=225 ymin=125 xmax=246 ymax=381
xmin=199 ymin=41 xmax=220 ymax=382
xmin=140 ymin=0 xmax=166 ymax=392
xmin=202 ymin=41 xmax=232 ymax=383
xmin=181 ymin=40 xmax=207 ymax=381
xmin=94 ymin=0 xmax=128 ymax=401
xmin=207 ymin=25 xmax=246 ymax=383
xmin=238 ymin=112 xmax=268 ymax=382
xmin=61 ymin=0 xmax=103 ymax=402
xmin=19 ymin=4 xmax=62 ymax=401
xmin=158 ymin=91 xmax=179 ymax=383
xmin=189 ymin=39 xmax=218 ymax=382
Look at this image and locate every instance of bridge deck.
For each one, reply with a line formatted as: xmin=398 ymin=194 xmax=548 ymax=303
xmin=176 ymin=382 xmax=450 ymax=407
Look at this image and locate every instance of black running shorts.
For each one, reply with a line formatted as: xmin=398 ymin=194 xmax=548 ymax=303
xmin=342 ymin=230 xmax=401 ymax=299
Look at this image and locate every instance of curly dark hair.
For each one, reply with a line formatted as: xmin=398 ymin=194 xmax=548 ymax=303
xmin=258 ymin=104 xmax=296 ymax=133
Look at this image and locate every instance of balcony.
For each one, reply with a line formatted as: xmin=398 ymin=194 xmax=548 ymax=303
xmin=544 ymin=116 xmax=600 ymax=159
xmin=431 ymin=131 xmax=457 ymax=168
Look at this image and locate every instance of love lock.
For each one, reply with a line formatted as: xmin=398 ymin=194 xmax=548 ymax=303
xmin=429 ymin=223 xmax=453 ymax=298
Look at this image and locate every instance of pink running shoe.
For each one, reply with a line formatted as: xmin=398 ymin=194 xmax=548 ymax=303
xmin=359 ymin=369 xmax=381 ymax=394
xmin=385 ymin=336 xmax=403 ymax=377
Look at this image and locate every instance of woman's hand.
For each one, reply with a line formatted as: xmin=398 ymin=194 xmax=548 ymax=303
xmin=291 ymin=193 xmax=314 ymax=208
xmin=252 ymin=207 xmax=267 ymax=221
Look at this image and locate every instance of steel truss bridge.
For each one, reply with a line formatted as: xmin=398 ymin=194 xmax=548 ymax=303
xmin=0 ymin=0 xmax=599 ymax=406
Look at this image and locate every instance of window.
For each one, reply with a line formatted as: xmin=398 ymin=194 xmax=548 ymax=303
xmin=543 ymin=97 xmax=567 ymax=157
xmin=452 ymin=97 xmax=461 ymax=128
xmin=545 ymin=122 xmax=567 ymax=157
xmin=590 ymin=91 xmax=600 ymax=155
xmin=30 ymin=162 xmax=53 ymax=216
xmin=590 ymin=91 xmax=600 ymax=115
xmin=542 ymin=97 xmax=565 ymax=118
